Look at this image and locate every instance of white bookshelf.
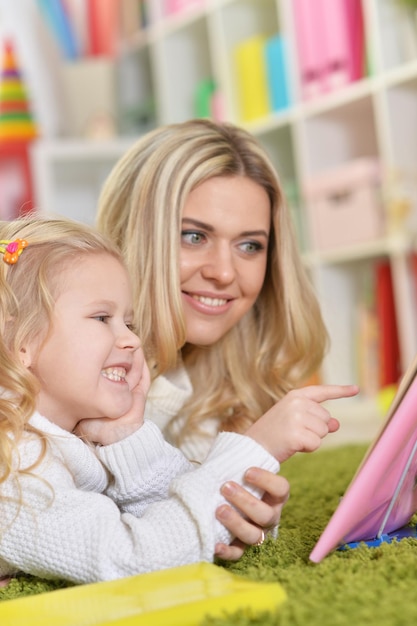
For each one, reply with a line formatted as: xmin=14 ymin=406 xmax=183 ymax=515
xmin=30 ymin=0 xmax=417 ymax=441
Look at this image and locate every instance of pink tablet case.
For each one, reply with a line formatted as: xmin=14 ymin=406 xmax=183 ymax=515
xmin=310 ymin=355 xmax=417 ymax=563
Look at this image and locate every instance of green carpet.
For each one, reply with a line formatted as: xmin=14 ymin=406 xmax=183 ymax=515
xmin=1 ymin=444 xmax=417 ymax=625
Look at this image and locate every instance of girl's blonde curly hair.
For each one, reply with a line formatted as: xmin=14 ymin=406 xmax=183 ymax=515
xmin=0 ymin=215 xmax=122 ymax=488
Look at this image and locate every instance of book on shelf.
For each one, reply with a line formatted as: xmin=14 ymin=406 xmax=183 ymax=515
xmin=233 ymin=33 xmax=290 ymax=123
xmin=319 ymin=0 xmax=352 ymax=90
xmin=375 ymin=260 xmax=401 ymax=389
xmin=86 ymin=0 xmax=119 ymax=57
xmin=234 ymin=35 xmax=270 ymax=123
xmin=194 ymin=78 xmax=216 ymax=119
xmin=292 ymin=0 xmax=324 ymax=99
xmin=37 ymin=0 xmax=79 ymax=60
xmin=164 ymin=0 xmax=205 ymax=17
xmin=355 ymin=261 xmax=401 ymax=397
xmin=292 ymin=0 xmax=365 ymax=100
xmin=265 ymin=35 xmax=290 ymax=113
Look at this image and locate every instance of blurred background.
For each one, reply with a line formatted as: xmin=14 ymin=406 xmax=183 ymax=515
xmin=1 ymin=0 xmax=417 ymax=444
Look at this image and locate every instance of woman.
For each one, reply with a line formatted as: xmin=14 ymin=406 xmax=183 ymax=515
xmin=96 ymin=119 xmax=357 ymax=558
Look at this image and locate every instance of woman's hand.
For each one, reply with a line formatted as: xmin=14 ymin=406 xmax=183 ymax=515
xmin=74 ymin=353 xmax=151 ymax=446
xmin=245 ymin=384 xmax=359 ymax=463
xmin=213 ymin=384 xmax=359 ymax=559
xmin=214 ymin=468 xmax=289 ymax=560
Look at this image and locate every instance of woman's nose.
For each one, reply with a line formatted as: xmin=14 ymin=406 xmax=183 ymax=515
xmin=201 ymin=245 xmax=236 ymax=284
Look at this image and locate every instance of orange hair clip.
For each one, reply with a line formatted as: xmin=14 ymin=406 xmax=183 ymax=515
xmin=0 ymin=239 xmax=28 ymax=264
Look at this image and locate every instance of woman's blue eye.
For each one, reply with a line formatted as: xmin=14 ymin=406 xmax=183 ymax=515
xmin=181 ymin=231 xmax=205 ymax=245
xmin=240 ymin=241 xmax=263 ymax=254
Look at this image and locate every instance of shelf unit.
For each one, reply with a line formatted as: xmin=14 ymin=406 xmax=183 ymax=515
xmin=30 ymin=0 xmax=417 ymax=438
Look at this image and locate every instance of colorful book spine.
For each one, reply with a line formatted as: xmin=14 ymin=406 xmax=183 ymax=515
xmin=86 ymin=0 xmax=119 ymax=57
xmin=375 ymin=260 xmax=401 ymax=388
xmin=293 ymin=0 xmax=365 ymax=99
xmin=37 ymin=0 xmax=79 ymax=60
xmin=265 ymin=35 xmax=290 ymax=112
xmin=356 ymin=267 xmax=379 ymax=396
xmin=194 ymin=78 xmax=216 ymax=118
xmin=318 ymin=0 xmax=351 ymax=91
xmin=343 ymin=0 xmax=366 ymax=81
xmin=165 ymin=0 xmax=205 ymax=17
xmin=234 ymin=35 xmax=270 ymax=123
xmin=210 ymin=90 xmax=225 ymax=122
xmin=63 ymin=0 xmax=88 ymax=57
xmin=292 ymin=0 xmax=325 ymax=99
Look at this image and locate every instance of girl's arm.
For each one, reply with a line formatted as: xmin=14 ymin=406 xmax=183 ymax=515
xmin=0 ymin=423 xmax=278 ymax=584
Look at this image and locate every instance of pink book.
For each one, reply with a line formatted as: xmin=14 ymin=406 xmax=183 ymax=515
xmin=310 ymin=353 xmax=417 ymax=563
xmin=318 ymin=0 xmax=352 ymax=92
xmin=343 ymin=0 xmax=365 ymax=81
xmin=292 ymin=0 xmax=326 ymax=100
xmin=165 ymin=0 xmax=205 ymax=17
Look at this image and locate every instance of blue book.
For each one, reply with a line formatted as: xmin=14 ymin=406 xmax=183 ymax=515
xmin=265 ymin=35 xmax=290 ymax=112
xmin=37 ymin=0 xmax=79 ymax=60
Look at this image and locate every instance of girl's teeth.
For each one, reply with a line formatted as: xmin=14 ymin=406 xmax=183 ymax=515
xmin=101 ymin=367 xmax=126 ymax=382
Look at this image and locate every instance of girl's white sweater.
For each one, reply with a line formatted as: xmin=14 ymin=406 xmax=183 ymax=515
xmin=0 ymin=411 xmax=278 ymax=584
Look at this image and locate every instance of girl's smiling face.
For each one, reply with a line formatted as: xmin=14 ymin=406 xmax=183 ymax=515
xmin=22 ymin=253 xmax=143 ymax=432
xmin=180 ymin=176 xmax=271 ymax=346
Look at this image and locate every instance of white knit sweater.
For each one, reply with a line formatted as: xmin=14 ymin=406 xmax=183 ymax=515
xmin=0 ymin=411 xmax=279 ymax=584
xmin=144 ymin=368 xmax=221 ymax=462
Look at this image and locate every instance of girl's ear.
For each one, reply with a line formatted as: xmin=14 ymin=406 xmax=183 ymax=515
xmin=19 ymin=345 xmax=33 ymax=369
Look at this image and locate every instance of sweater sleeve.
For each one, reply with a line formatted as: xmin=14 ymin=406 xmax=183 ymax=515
xmin=0 ymin=427 xmax=278 ymax=585
xmin=98 ymin=423 xmax=280 ymax=543
xmin=96 ymin=421 xmax=194 ymax=516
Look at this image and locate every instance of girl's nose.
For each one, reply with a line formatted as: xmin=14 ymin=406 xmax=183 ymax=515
xmin=118 ymin=326 xmax=141 ymax=351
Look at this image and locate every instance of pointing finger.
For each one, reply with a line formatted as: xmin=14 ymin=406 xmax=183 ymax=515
xmin=296 ymin=384 xmax=359 ymax=404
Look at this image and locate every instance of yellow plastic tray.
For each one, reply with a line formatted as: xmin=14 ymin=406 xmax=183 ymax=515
xmin=0 ymin=562 xmax=286 ymax=626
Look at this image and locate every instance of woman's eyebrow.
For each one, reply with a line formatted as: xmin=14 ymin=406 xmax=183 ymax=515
xmin=181 ymin=218 xmax=214 ymax=231
xmin=240 ymin=229 xmax=269 ymax=238
xmin=181 ymin=218 xmax=269 ymax=239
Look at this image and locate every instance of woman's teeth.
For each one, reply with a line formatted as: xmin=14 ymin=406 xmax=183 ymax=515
xmin=192 ymin=295 xmax=227 ymax=307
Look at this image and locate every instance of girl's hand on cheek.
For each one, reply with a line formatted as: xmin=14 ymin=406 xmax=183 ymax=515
xmin=74 ymin=356 xmax=151 ymax=446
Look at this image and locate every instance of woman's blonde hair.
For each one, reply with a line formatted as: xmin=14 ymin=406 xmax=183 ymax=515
xmin=0 ymin=215 xmax=122 ymax=487
xmin=97 ymin=118 xmax=328 ymax=441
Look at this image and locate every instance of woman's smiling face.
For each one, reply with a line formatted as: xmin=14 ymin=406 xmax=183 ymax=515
xmin=180 ymin=176 xmax=271 ymax=346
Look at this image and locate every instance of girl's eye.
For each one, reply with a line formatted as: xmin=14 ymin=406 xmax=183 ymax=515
xmin=126 ymin=323 xmax=136 ymax=332
xmin=94 ymin=315 xmax=109 ymax=323
xmin=181 ymin=230 xmax=206 ymax=245
xmin=239 ymin=241 xmax=264 ymax=254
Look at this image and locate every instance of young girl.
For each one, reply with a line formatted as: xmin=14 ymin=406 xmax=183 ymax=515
xmin=0 ymin=213 xmax=356 ymax=584
xmin=0 ymin=215 xmax=293 ymax=585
